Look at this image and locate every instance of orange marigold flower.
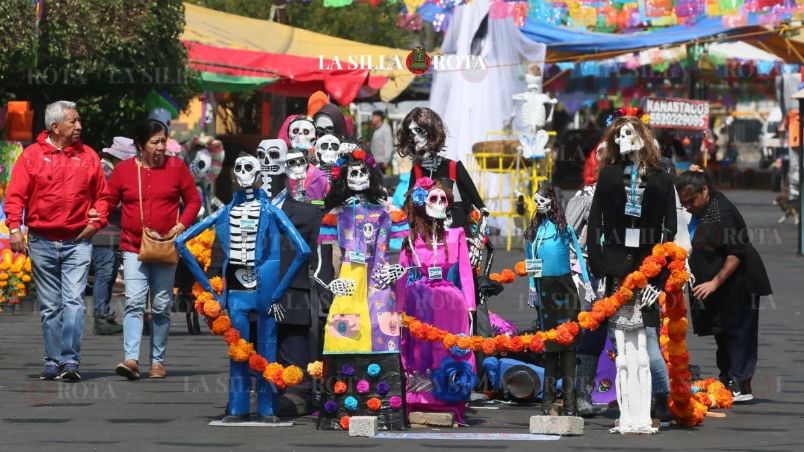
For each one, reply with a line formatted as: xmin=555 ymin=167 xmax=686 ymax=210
xmin=555 ymin=329 xmax=575 ymax=346
xmin=481 ymin=338 xmax=497 ymax=355
xmin=282 ymin=366 xmax=304 ymax=386
xmin=471 ymin=336 xmax=484 ymax=351
xmin=667 ymin=318 xmax=688 ymax=334
xmin=390 ymin=210 xmax=407 ymax=223
xmin=457 ymin=336 xmax=473 ymax=350
xmin=228 ymin=339 xmax=253 ymax=362
xmin=367 ymin=397 xmax=382 ymax=411
xmin=192 ymin=282 xmax=205 ymax=297
xmin=509 ymin=336 xmax=525 ymax=352
xmin=514 ymin=261 xmax=528 ymax=277
xmin=470 ymin=209 xmax=481 ymax=222
xmin=211 ymin=315 xmax=232 ymax=335
xmin=616 ymin=287 xmax=633 ymax=303
xmin=545 ymin=330 xmax=557 ymax=342
xmin=264 ymin=363 xmax=283 ymax=382
xmin=249 ymin=355 xmax=268 ymax=373
xmin=494 ymin=334 xmax=511 ymax=351
xmin=668 ymin=260 xmax=686 ymax=272
xmin=307 ymin=361 xmax=324 ymax=378
xmin=203 ymin=300 xmax=222 ymax=319
xmin=443 ymin=333 xmax=457 ymax=349
xmin=334 ymin=381 xmax=347 ymax=394
xmin=652 ymin=244 xmax=667 ymax=257
xmin=489 ymin=272 xmax=502 ymax=283
xmin=500 ymin=269 xmax=516 ymax=284
xmin=427 ymin=328 xmax=443 ymax=343
xmin=529 ymin=335 xmax=544 ymax=353
xmin=210 ymin=277 xmax=224 ymax=295
xmin=223 ymin=328 xmax=241 ymax=345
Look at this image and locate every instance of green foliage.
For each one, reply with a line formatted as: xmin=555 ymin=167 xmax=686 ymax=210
xmin=1 ymin=0 xmax=196 ymax=149
xmin=0 ymin=0 xmax=38 ymax=90
xmin=186 ymin=0 xmax=415 ymax=49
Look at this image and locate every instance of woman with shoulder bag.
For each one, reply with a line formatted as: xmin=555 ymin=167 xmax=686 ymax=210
xmin=104 ymin=119 xmax=201 ymax=380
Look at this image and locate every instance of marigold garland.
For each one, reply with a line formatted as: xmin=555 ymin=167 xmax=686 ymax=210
xmin=0 ymin=249 xmax=34 ymax=305
xmin=186 ymin=228 xmax=216 ymax=272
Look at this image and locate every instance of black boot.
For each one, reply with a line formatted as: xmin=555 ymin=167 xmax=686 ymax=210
xmin=653 ymin=392 xmax=672 ymax=425
xmin=575 ymin=353 xmax=607 ymax=417
xmin=541 ymin=352 xmax=558 ymax=415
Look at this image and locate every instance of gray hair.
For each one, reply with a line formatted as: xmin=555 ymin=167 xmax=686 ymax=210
xmin=44 ymin=100 xmax=77 ymax=129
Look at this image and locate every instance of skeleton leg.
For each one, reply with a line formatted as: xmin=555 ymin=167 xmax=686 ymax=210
xmin=611 ymin=328 xmax=632 ymax=432
xmin=636 ymin=329 xmax=657 ymax=432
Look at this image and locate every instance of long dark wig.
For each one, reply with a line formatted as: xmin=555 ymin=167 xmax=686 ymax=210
xmin=402 ymin=179 xmax=455 ymax=260
xmin=323 ymin=149 xmax=385 ymax=210
xmin=525 ymin=182 xmax=567 ymax=242
xmin=396 ymin=107 xmax=448 ymax=160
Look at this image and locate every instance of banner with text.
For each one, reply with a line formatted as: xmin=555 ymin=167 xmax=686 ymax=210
xmin=644 ymin=97 xmax=710 ymax=130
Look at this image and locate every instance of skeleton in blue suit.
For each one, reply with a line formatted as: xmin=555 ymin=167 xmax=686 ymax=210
xmin=176 ymin=153 xmax=311 ymax=422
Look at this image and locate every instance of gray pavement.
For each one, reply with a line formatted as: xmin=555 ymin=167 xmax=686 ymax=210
xmin=1 ymin=189 xmax=803 ymax=451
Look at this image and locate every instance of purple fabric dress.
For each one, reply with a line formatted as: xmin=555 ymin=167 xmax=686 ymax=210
xmin=288 ymin=164 xmax=330 ymax=201
xmin=395 ymin=228 xmax=476 ymax=422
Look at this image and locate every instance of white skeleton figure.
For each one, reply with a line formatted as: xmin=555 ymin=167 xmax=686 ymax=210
xmin=534 ymin=191 xmax=552 ymax=214
xmin=512 ymin=67 xmax=556 ymax=159
xmin=256 ymin=139 xmax=287 ymax=195
xmin=315 ymin=114 xmax=336 ymax=137
xmin=286 ymin=150 xmax=308 ymax=181
xmin=289 ymin=117 xmax=316 ymax=151
xmin=615 ymin=123 xmax=644 ymax=156
xmin=189 ymin=148 xmax=212 ymax=182
xmin=315 ymin=134 xmax=341 ymax=166
xmin=189 ymin=148 xmax=224 ymax=218
xmin=346 ymin=163 xmax=370 ymax=192
xmin=229 ymin=155 xmax=262 ymax=289
xmin=425 ymin=188 xmax=448 ymax=220
xmin=409 ymin=121 xmax=429 ymax=153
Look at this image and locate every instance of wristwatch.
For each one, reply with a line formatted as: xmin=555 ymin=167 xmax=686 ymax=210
xmin=9 ymin=228 xmax=20 ymax=235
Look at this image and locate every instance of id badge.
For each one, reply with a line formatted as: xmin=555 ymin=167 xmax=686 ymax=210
xmin=625 ymin=228 xmax=640 ymax=248
xmin=625 ymin=201 xmax=642 ymax=218
xmin=428 ymin=266 xmax=443 ymax=280
xmin=240 ymin=218 xmax=258 ymax=232
xmin=526 ymin=258 xmax=543 ymax=278
xmin=347 ymin=251 xmax=366 ymax=264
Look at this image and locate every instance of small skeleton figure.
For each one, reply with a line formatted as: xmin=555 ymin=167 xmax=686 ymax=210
xmin=176 ymin=152 xmax=311 ymax=422
xmin=186 ymin=138 xmax=225 ymax=218
xmin=511 ymin=64 xmax=557 ymax=159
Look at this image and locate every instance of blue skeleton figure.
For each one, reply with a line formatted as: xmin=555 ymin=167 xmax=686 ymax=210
xmin=176 ymin=153 xmax=311 ymax=421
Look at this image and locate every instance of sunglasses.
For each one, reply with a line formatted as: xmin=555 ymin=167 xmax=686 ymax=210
xmin=316 ymin=126 xmax=335 ymax=136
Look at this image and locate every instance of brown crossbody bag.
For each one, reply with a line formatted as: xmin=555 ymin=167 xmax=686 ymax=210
xmin=137 ymin=160 xmax=180 ymax=265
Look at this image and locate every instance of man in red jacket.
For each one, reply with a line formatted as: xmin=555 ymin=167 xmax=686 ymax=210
xmin=3 ymin=100 xmax=108 ymax=382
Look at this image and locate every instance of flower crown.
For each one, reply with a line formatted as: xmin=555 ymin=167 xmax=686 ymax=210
xmin=330 ymin=148 xmax=376 ymax=181
xmin=411 ymin=177 xmax=435 ymax=206
xmin=606 ymin=106 xmax=650 ymax=127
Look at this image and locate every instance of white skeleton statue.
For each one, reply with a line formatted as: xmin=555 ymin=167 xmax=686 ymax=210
xmin=512 ymin=66 xmax=557 ymax=159
xmin=256 ymin=139 xmax=287 ymax=196
xmin=188 ymin=147 xmax=224 ymax=218
xmin=229 ymin=154 xmax=262 ymax=289
xmin=288 ymin=117 xmax=317 ymax=151
xmin=315 ymin=134 xmax=341 ymax=179
xmin=609 ymin=123 xmax=658 ymax=435
xmin=285 ymin=149 xmax=308 ymax=201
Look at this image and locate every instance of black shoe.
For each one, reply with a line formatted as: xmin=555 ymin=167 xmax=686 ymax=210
xmin=94 ymin=317 xmax=124 ymax=335
xmin=653 ymin=393 xmax=672 ymax=424
xmin=40 ymin=363 xmax=61 ymax=380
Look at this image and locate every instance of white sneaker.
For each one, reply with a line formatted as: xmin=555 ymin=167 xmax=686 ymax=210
xmin=732 ymin=392 xmax=754 ymax=403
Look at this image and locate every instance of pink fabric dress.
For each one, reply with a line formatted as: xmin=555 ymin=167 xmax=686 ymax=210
xmin=395 ymin=227 xmax=476 ymax=423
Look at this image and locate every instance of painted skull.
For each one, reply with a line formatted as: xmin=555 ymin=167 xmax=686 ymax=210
xmin=615 ymin=123 xmax=644 ymax=155
xmin=285 ymin=150 xmax=308 ymax=181
xmin=409 ymin=120 xmax=428 ymax=152
xmin=233 ymin=155 xmax=260 ymax=188
xmin=425 ymin=188 xmax=448 ymax=220
xmin=256 ymin=139 xmax=287 ymax=176
xmin=339 ymin=141 xmax=358 ymax=157
xmin=315 ymin=134 xmax=341 ymax=165
xmin=534 ymin=192 xmax=551 ymax=214
xmin=315 ymin=114 xmax=335 ymax=137
xmin=346 ymin=163 xmax=370 ymax=192
xmin=289 ymin=117 xmax=316 ymax=150
xmin=362 ymin=222 xmax=375 ymax=242
xmin=189 ymin=148 xmax=212 ymax=183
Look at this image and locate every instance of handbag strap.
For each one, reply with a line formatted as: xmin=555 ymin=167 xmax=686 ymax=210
xmin=137 ymin=159 xmax=180 ymax=231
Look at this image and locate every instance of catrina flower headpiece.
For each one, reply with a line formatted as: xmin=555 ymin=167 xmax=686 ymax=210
xmin=411 ymin=177 xmax=435 ymax=206
xmin=606 ymin=106 xmax=650 ymax=127
xmin=330 ymin=148 xmax=376 ymax=182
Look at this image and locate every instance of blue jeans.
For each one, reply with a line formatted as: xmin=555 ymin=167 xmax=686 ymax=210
xmin=91 ymin=247 xmax=121 ymax=317
xmin=645 ymin=326 xmax=670 ymax=394
xmin=122 ymin=252 xmax=176 ymax=364
xmin=27 ymin=232 xmax=92 ymax=366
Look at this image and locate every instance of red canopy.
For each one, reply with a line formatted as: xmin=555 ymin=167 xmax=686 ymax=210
xmin=184 ymin=41 xmax=388 ymax=104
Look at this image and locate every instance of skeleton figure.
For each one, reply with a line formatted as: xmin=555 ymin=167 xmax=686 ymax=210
xmin=314 ymin=114 xmax=336 ymax=137
xmin=615 ymin=123 xmax=644 ymax=156
xmin=338 ymin=141 xmax=358 ymax=158
xmin=314 ymin=134 xmax=341 ymax=179
xmin=425 ymin=187 xmax=449 ymax=219
xmin=176 ymin=152 xmax=311 ymax=422
xmin=534 ymin=191 xmax=552 ymax=214
xmin=346 ymin=163 xmax=370 ymax=192
xmin=256 ymin=139 xmax=287 ymax=196
xmin=512 ymin=66 xmax=557 ymax=159
xmin=409 ymin=120 xmax=429 ymax=152
xmin=288 ymin=117 xmax=316 ymax=151
xmin=186 ymin=140 xmax=225 ymax=219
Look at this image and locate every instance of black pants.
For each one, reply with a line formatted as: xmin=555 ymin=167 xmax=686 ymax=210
xmin=278 ymin=324 xmax=313 ymax=399
xmin=714 ymin=298 xmax=759 ymax=394
xmin=542 ymin=349 xmax=576 ymax=411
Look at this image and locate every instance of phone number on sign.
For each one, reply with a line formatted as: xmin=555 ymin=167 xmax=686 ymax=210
xmin=650 ymin=112 xmax=707 ymax=129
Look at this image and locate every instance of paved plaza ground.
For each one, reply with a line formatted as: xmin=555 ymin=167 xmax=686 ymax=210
xmin=1 ymin=190 xmax=803 ymax=451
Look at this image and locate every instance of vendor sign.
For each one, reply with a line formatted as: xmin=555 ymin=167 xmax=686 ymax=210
xmin=644 ymin=97 xmax=710 ymax=130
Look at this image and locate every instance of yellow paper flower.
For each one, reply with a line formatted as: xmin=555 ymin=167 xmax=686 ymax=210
xmin=307 ymin=361 xmax=324 ymax=378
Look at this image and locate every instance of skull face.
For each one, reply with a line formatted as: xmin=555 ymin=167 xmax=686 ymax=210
xmin=425 ymin=188 xmax=449 ymax=220
xmin=315 ymin=134 xmax=341 ymax=165
xmin=615 ymin=123 xmax=644 ymax=155
xmin=234 ymin=155 xmax=260 ymax=188
xmin=286 ymin=150 xmax=308 ymax=181
xmin=534 ymin=192 xmax=551 ymax=214
xmin=339 ymin=141 xmax=358 ymax=157
xmin=289 ymin=118 xmax=316 ymax=150
xmin=409 ymin=120 xmax=428 ymax=152
xmin=362 ymin=222 xmax=375 ymax=242
xmin=315 ymin=114 xmax=335 ymax=137
xmin=346 ymin=163 xmax=370 ymax=192
xmin=189 ymin=149 xmax=212 ymax=183
xmin=256 ymin=139 xmax=287 ymax=176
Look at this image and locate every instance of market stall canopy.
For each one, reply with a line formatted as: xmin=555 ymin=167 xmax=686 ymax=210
xmin=523 ymin=16 xmax=804 ymax=63
xmin=181 ymin=2 xmax=414 ymax=102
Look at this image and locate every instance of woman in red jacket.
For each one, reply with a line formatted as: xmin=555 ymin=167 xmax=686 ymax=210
xmin=104 ymin=119 xmax=201 ymax=380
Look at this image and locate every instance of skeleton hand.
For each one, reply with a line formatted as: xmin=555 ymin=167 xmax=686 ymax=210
xmin=372 ymin=264 xmax=406 ymax=289
xmin=328 ymin=278 xmax=357 ymax=297
xmin=584 ymin=280 xmax=598 ymax=304
xmin=637 ymin=284 xmax=661 ymax=309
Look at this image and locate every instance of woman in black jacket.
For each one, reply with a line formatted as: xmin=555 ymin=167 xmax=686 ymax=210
xmin=676 ymin=168 xmax=771 ymax=402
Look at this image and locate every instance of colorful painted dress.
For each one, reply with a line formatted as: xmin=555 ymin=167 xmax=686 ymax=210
xmin=395 ymin=227 xmax=476 ymax=422
xmin=319 ymin=199 xmax=409 ymax=353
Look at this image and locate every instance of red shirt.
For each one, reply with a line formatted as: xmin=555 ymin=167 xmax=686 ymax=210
xmin=3 ymin=131 xmax=108 ymax=241
xmin=104 ymin=156 xmax=201 ymax=253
